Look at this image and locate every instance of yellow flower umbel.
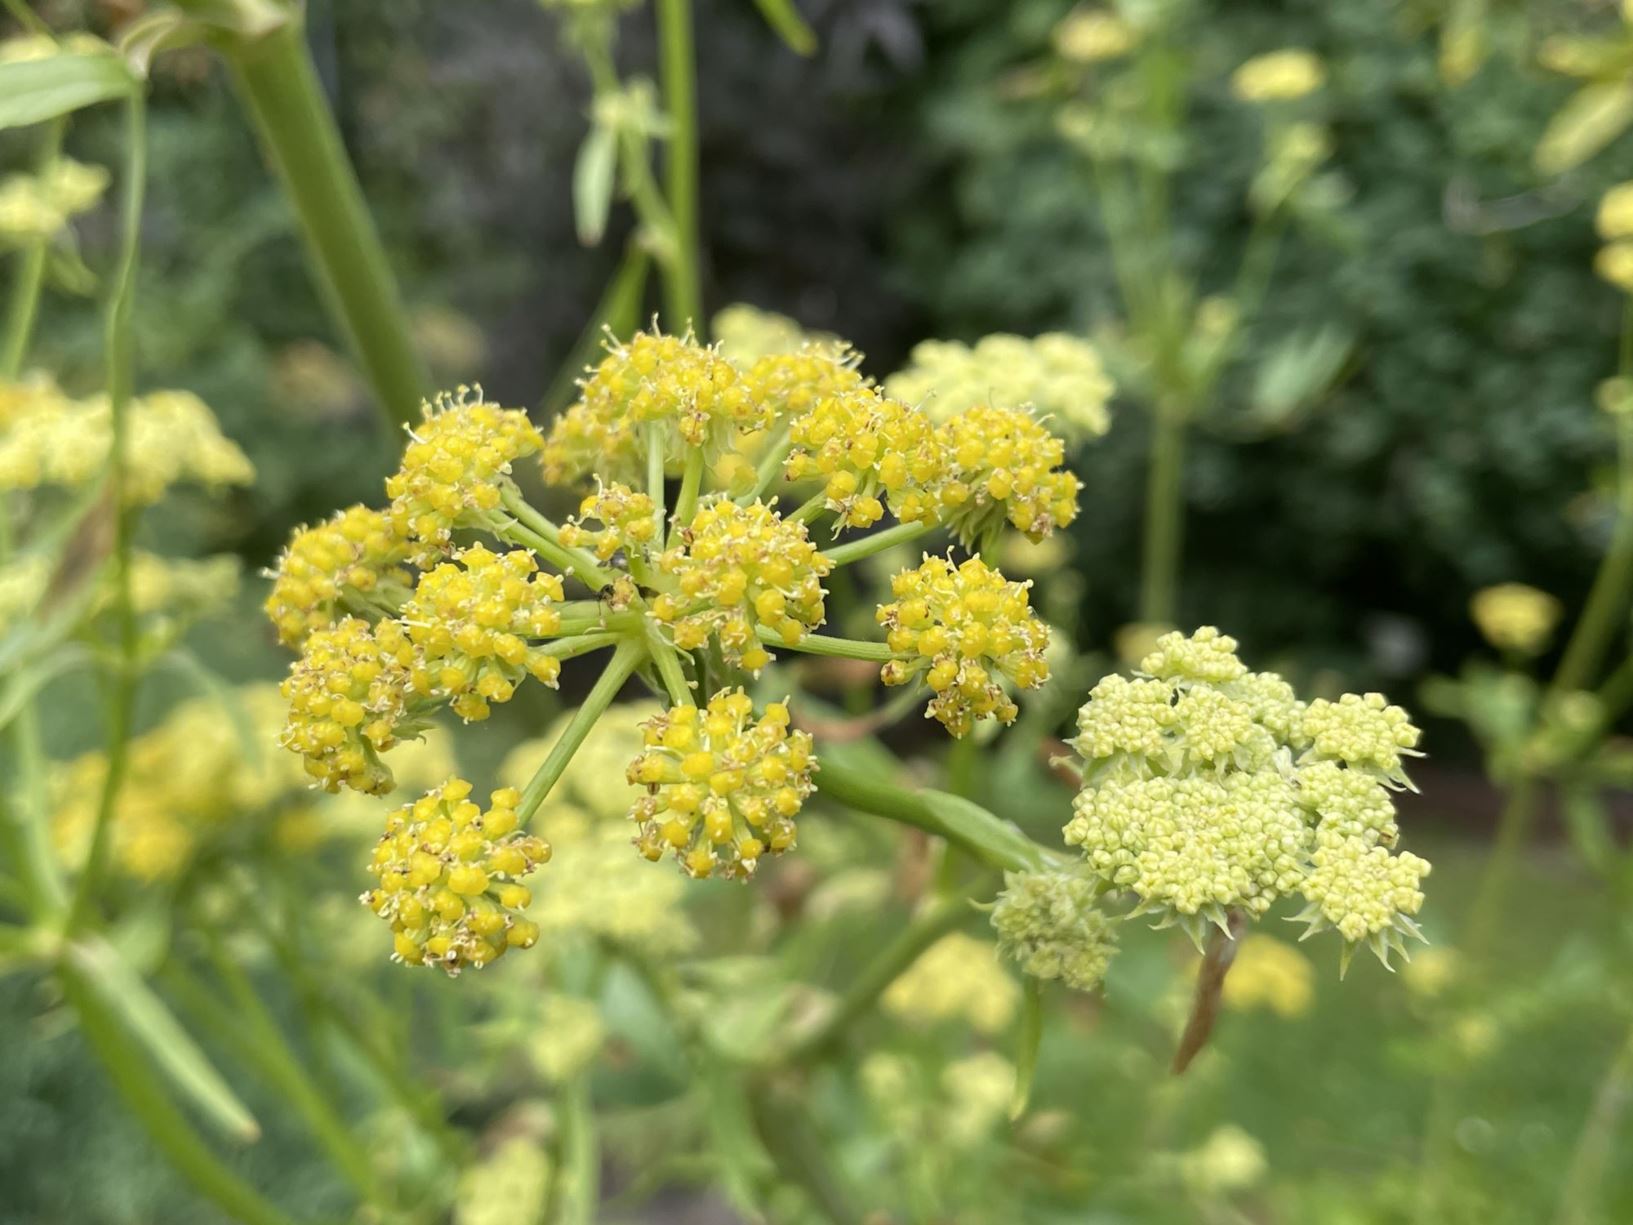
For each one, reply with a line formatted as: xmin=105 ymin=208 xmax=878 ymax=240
xmin=990 ymin=870 xmax=1119 ymax=992
xmin=881 ymin=932 xmax=1019 ymax=1034
xmin=652 ymin=499 xmax=830 ymax=672
xmin=386 ymin=387 xmax=543 ymax=564
xmin=0 ymin=157 xmax=108 ymax=246
xmin=280 ymin=617 xmax=420 ymax=794
xmin=1066 ymin=627 xmax=1430 ymax=965
xmin=1469 ymin=582 xmax=1564 ymax=656
xmin=935 ymin=404 xmax=1081 ymax=545
xmin=877 ymin=555 xmax=1050 ymax=737
xmin=364 ymin=778 xmax=549 ymax=974
xmin=1231 ymin=49 xmax=1326 ymax=103
xmin=401 ymin=544 xmax=567 ymax=721
xmin=264 ymin=505 xmax=412 ymax=647
xmin=557 ymin=482 xmax=659 ymax=562
xmin=783 ymin=384 xmax=946 ymax=529
xmin=628 ymin=690 xmax=816 ymax=879
xmin=543 ymin=330 xmax=767 ymax=483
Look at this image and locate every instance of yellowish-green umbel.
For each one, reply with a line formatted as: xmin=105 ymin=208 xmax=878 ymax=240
xmin=1066 ymin=627 xmax=1430 ymax=968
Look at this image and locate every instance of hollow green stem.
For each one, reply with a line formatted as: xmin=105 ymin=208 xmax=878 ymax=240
xmin=822 ymin=520 xmax=933 ymax=568
xmin=741 ymin=425 xmax=792 ymax=505
xmin=538 ymin=631 xmax=622 ymax=661
xmin=816 ymin=748 xmax=1061 ymax=873
xmin=554 ymin=1075 xmax=601 ymax=1225
xmin=68 ymin=94 xmax=146 ymax=936
xmin=655 ymin=0 xmax=702 ymax=333
xmin=1552 ymin=410 xmax=1633 ymax=695
xmin=497 ymin=487 xmax=617 ymax=589
xmin=760 ymin=627 xmax=894 ymax=663
xmin=672 ymin=446 xmax=705 ymax=531
xmin=1139 ymin=403 xmax=1187 ymax=626
xmin=222 ymin=19 xmax=428 ymax=429
xmin=645 ymin=621 xmax=695 ymax=705
xmin=58 ymin=962 xmax=299 ymax=1225
xmin=0 ymin=120 xmax=63 ymax=378
xmin=787 ymin=898 xmax=967 ymax=1063
xmin=518 ymin=639 xmax=643 ymax=820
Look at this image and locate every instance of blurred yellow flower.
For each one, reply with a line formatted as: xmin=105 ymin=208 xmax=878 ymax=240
xmin=1053 ymin=9 xmax=1137 ymax=65
xmin=1401 ymin=945 xmax=1460 ymax=1000
xmin=882 ymin=931 xmax=1019 ymax=1035
xmin=1180 ymin=1124 xmax=1268 ymax=1194
xmin=1595 ymin=241 xmax=1633 ymax=292
xmin=1469 ymin=583 xmax=1563 ymax=656
xmin=1598 ymin=182 xmax=1633 ymax=241
xmin=1232 ymin=49 xmax=1326 ymax=103
xmin=1222 ymin=934 xmax=1315 ymax=1018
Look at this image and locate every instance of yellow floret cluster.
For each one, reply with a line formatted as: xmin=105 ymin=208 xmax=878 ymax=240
xmin=401 ymin=544 xmax=567 ymax=721
xmin=557 ymin=482 xmax=659 ymax=561
xmin=783 ymin=384 xmax=946 ymax=529
xmin=544 ymin=331 xmax=767 ymax=483
xmin=881 ymin=932 xmax=1020 ymax=1035
xmin=363 ymin=778 xmax=549 ymax=974
xmin=1468 ymin=582 xmax=1563 ymax=656
xmin=264 ymin=505 xmax=412 ymax=647
xmin=0 ymin=157 xmax=109 ymax=244
xmin=627 ymin=690 xmax=816 ymax=880
xmin=386 ymin=387 xmax=543 ymax=564
xmin=936 ymin=404 xmax=1082 ymax=544
xmin=1066 ymin=627 xmax=1431 ymax=963
xmin=877 ymin=555 xmax=1050 ymax=737
xmin=1231 ymin=48 xmax=1326 ymax=103
xmin=279 ymin=617 xmax=419 ymax=794
xmin=652 ymin=499 xmax=830 ymax=672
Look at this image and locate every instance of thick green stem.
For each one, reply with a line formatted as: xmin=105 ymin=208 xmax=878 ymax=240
xmin=816 ymin=749 xmax=1060 ymax=873
xmin=788 ymin=898 xmax=967 ymax=1063
xmin=645 ymin=622 xmax=695 ymax=705
xmin=1139 ymin=404 xmax=1187 ymax=626
xmin=554 ymin=1076 xmax=601 ymax=1225
xmin=1553 ymin=411 xmax=1633 ymax=695
xmin=672 ymin=446 xmax=705 ymax=531
xmin=655 ymin=0 xmax=702 ymax=333
xmin=68 ymin=94 xmax=146 ymax=935
xmin=497 ymin=487 xmax=617 ymax=589
xmin=58 ymin=963 xmax=300 ymax=1225
xmin=760 ymin=627 xmax=894 ymax=663
xmin=518 ymin=639 xmax=643 ymax=820
xmin=0 ymin=119 xmax=62 ymax=378
xmin=1462 ymin=778 xmax=1540 ymax=959
xmin=223 ymin=20 xmax=428 ymax=429
xmin=822 ymin=520 xmax=933 ymax=568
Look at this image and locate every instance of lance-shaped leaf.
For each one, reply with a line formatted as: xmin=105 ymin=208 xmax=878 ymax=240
xmin=573 ymin=121 xmax=619 ymax=247
xmin=0 ymin=53 xmax=137 ymax=130
xmin=752 ymin=0 xmax=817 ymax=56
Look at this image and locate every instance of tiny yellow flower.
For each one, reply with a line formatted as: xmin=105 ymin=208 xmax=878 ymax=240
xmin=934 ymin=404 xmax=1081 ymax=544
xmin=881 ymin=932 xmax=1019 ymax=1035
xmin=1222 ymin=935 xmax=1314 ymax=1018
xmin=363 ymin=777 xmax=551 ymax=974
xmin=1596 ymin=241 xmax=1633 ymax=292
xmin=1053 ymin=9 xmax=1137 ymax=64
xmin=877 ymin=554 xmax=1051 ymax=737
xmin=557 ymin=481 xmax=659 ymax=561
xmin=1469 ymin=582 xmax=1563 ymax=656
xmin=1597 ymin=182 xmax=1633 ymax=241
xmin=628 ymin=689 xmax=817 ymax=880
xmin=1232 ymin=48 xmax=1326 ymax=103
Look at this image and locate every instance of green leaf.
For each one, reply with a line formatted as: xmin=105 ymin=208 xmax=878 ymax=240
xmin=1535 ymin=80 xmax=1633 ymax=175
xmin=64 ymin=937 xmax=261 ymax=1142
xmin=573 ymin=122 xmax=619 ymax=247
xmin=918 ymin=788 xmax=1052 ymax=873
xmin=1010 ymin=976 xmax=1043 ymax=1120
xmin=751 ymin=0 xmax=817 ymax=56
xmin=0 ymin=54 xmax=137 ymax=130
xmin=0 ymin=643 xmax=93 ymax=734
xmin=1250 ymin=324 xmax=1354 ymax=427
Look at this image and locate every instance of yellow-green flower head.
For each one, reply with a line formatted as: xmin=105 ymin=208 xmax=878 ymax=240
xmin=0 ymin=387 xmax=254 ymax=502
xmin=783 ymin=384 xmax=946 ymax=529
xmin=1222 ymin=934 xmax=1314 ymax=1018
xmin=1179 ymin=1126 xmax=1268 ymax=1196
xmin=557 ymin=481 xmax=659 ymax=561
xmin=264 ymin=505 xmax=412 ymax=648
xmin=1068 ymin=626 xmax=1430 ymax=962
xmin=1298 ymin=691 xmax=1422 ymax=781
xmin=935 ymin=404 xmax=1081 ymax=544
xmin=279 ymin=616 xmax=419 ymax=794
xmin=1596 ymin=242 xmax=1633 ymax=292
xmin=712 ymin=303 xmax=846 ymax=364
xmin=877 ymin=554 xmax=1050 ymax=738
xmin=652 ymin=498 xmax=830 ymax=673
xmin=401 ymin=543 xmax=566 ymax=722
xmin=1065 ymin=771 xmax=1310 ymax=934
xmin=1231 ymin=49 xmax=1326 ymax=103
xmin=543 ymin=330 xmax=767 ymax=484
xmin=0 ymin=157 xmax=109 ymax=245
xmin=0 ymin=372 xmax=72 ymax=427
xmin=881 ymin=932 xmax=1019 ymax=1035
xmin=0 ymin=32 xmax=112 ymax=65
xmin=741 ymin=346 xmax=867 ymax=418
xmin=1053 ymin=9 xmax=1138 ymax=64
xmin=885 ymin=333 xmax=1115 ymax=439
xmin=1298 ymin=829 xmax=1430 ymax=949
xmin=628 ymin=689 xmax=816 ymax=880
xmin=1469 ymin=582 xmax=1563 ymax=656
xmin=363 ymin=777 xmax=549 ymax=974
xmin=526 ymin=995 xmax=607 ymax=1084
xmin=1598 ymin=182 xmax=1633 ymax=241
xmin=990 ymin=869 xmax=1119 ymax=991
xmin=385 ymin=387 xmax=543 ymax=564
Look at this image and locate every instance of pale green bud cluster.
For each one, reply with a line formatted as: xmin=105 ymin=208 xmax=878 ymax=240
xmin=1064 ymin=626 xmax=1431 ymax=966
xmin=990 ymin=870 xmax=1119 ymax=991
